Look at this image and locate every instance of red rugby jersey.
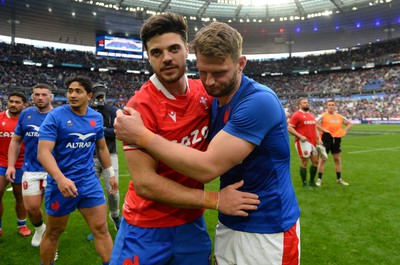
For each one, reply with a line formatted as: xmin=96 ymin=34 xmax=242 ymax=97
xmin=0 ymin=110 xmax=25 ymax=168
xmin=123 ymin=75 xmax=213 ymax=228
xmin=289 ymin=110 xmax=318 ymax=146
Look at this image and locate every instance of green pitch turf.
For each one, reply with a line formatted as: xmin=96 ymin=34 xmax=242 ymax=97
xmin=0 ymin=124 xmax=399 ymax=264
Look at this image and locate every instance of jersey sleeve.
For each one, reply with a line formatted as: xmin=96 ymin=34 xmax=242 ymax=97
xmin=123 ymin=91 xmax=157 ymax=151
xmin=224 ymin=90 xmax=283 ymax=146
xmin=39 ymin=111 xmax=58 ymax=142
xmin=289 ymin=111 xmax=299 ymax=127
xmin=96 ymin=113 xmax=105 ymax=141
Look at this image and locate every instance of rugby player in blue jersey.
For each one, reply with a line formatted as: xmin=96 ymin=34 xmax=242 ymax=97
xmin=115 ymin=22 xmax=301 ymax=265
xmin=38 ymin=75 xmax=118 ymax=265
xmin=7 ymin=84 xmax=53 ymax=247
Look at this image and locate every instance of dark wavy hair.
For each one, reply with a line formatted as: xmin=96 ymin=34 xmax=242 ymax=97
xmin=140 ymin=12 xmax=188 ymax=52
xmin=65 ymin=75 xmax=93 ymax=94
xmin=8 ymin=91 xmax=27 ymax=103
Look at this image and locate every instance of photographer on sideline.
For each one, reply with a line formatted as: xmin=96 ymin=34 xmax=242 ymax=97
xmin=86 ymin=83 xmax=121 ymax=242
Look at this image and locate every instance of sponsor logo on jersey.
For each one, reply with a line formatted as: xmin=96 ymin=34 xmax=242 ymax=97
xmin=25 ymin=124 xmax=40 ymax=137
xmin=171 ymin=125 xmax=208 ymax=146
xmin=0 ymin=131 xmax=14 ymax=137
xmin=66 ymin=142 xmax=92 ymax=148
xmin=28 ymin=124 xmax=40 ymax=131
xmin=90 ymin=119 xmax=96 ymax=127
xmin=200 ymin=96 xmax=209 ymax=110
xmin=168 ymin=111 xmax=176 ymax=122
xmin=303 ymin=120 xmax=316 ymax=125
xmin=66 ymin=133 xmax=95 ymax=148
xmin=69 ymin=133 xmax=95 ymax=141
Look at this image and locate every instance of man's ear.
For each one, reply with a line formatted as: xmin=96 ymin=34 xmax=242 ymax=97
xmin=238 ymin=55 xmax=247 ymax=72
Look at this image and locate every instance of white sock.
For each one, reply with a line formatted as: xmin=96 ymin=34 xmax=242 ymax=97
xmin=36 ymin=223 xmax=45 ymax=231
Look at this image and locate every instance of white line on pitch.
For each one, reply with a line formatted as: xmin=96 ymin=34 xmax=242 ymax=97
xmin=348 ymin=146 xmax=400 ymax=154
xmin=346 ymin=145 xmax=377 ymax=150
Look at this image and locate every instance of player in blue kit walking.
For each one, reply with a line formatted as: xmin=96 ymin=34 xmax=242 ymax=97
xmin=37 ymin=75 xmax=118 ymax=265
xmin=7 ymin=84 xmax=53 ymax=247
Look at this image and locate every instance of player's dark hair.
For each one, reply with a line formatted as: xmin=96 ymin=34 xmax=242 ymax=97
xmin=65 ymin=75 xmax=93 ymax=94
xmin=8 ymin=91 xmax=27 ymax=103
xmin=33 ymin=83 xmax=53 ymax=93
xmin=140 ymin=12 xmax=188 ymax=52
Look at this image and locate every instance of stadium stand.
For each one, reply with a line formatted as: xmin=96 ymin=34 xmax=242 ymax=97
xmin=1 ymin=39 xmax=399 ymax=121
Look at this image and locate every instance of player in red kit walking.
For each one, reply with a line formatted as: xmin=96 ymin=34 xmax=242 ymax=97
xmin=288 ymin=97 xmax=321 ymax=187
xmin=0 ymin=91 xmax=29 ymax=237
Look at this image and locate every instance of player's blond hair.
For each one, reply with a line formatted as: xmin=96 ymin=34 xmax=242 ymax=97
xmin=297 ymin=97 xmax=308 ymax=106
xmin=191 ymin=21 xmax=243 ymax=63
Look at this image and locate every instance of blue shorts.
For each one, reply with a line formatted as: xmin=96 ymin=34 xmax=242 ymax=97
xmin=0 ymin=166 xmax=23 ymax=184
xmin=110 ymin=216 xmax=212 ymax=265
xmin=44 ymin=176 xmax=106 ymax=216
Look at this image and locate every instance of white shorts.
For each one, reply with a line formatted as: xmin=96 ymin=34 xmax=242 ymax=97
xmin=214 ymin=220 xmax=300 ymax=265
xmin=22 ymin=171 xmax=47 ymax=196
xmin=295 ymin=140 xmax=317 ymax=158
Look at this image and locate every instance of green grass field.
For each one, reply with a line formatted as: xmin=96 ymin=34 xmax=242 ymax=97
xmin=0 ymin=124 xmax=399 ymax=264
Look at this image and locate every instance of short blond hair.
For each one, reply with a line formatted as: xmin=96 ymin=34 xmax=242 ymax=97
xmin=297 ymin=97 xmax=307 ymax=106
xmin=191 ymin=22 xmax=242 ymax=63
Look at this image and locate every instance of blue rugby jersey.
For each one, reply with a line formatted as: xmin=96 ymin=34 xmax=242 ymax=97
xmin=210 ymin=74 xmax=300 ymax=234
xmin=14 ymin=106 xmax=52 ymax=172
xmin=39 ymin=105 xmax=104 ymax=186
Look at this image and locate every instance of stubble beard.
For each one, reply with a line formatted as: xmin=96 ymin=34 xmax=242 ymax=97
xmin=206 ymin=71 xmax=238 ymax=98
xmin=302 ymin=106 xmax=310 ymax=112
xmin=157 ymin=65 xmax=186 ymax=84
xmin=8 ymin=108 xmax=21 ymax=115
xmin=36 ymin=102 xmax=50 ymax=111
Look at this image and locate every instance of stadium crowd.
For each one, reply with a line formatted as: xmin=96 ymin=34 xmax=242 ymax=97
xmin=284 ymin=94 xmax=400 ymax=121
xmin=1 ymin=38 xmax=400 ymax=120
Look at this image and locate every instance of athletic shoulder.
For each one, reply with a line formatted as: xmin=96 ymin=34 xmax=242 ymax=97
xmin=127 ymin=81 xmax=162 ymax=109
xmin=21 ymin=106 xmax=37 ymax=115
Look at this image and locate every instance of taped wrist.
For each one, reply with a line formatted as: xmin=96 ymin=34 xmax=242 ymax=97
xmin=104 ymin=166 xmax=115 ymax=179
xmin=203 ymin=191 xmax=219 ymax=210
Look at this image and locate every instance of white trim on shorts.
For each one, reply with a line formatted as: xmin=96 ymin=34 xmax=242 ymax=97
xmin=214 ymin=220 xmax=300 ymax=265
xmin=22 ymin=171 xmax=47 ymax=196
xmin=295 ymin=140 xmax=317 ymax=158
